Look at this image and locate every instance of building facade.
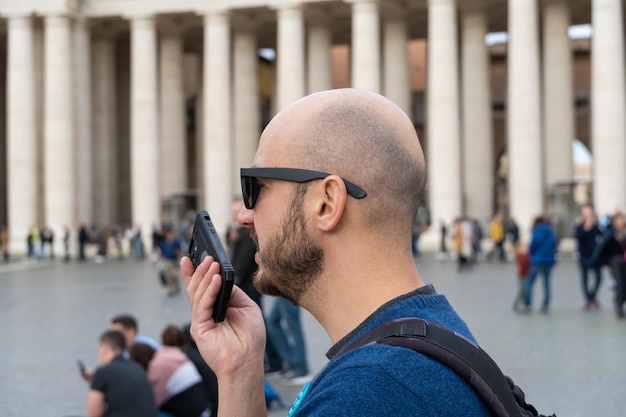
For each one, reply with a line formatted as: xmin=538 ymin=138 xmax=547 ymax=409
xmin=0 ymin=0 xmax=623 ymax=255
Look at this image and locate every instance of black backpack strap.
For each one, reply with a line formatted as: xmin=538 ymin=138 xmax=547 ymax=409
xmin=334 ymin=318 xmax=532 ymax=417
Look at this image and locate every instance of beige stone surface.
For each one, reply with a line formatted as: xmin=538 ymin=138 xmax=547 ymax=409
xmin=507 ymin=0 xmax=543 ymax=241
xmin=427 ymin=0 xmax=461 ymax=226
xmin=461 ymin=8 xmax=493 ymax=223
xmin=0 ymin=0 xmax=617 ymax=255
xmin=591 ymin=0 xmax=626 ymax=215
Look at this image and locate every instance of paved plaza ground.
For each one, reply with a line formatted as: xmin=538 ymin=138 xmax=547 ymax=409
xmin=0 ymin=252 xmax=624 ymax=417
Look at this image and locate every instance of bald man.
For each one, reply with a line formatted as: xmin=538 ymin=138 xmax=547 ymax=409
xmin=182 ymin=89 xmax=491 ymax=416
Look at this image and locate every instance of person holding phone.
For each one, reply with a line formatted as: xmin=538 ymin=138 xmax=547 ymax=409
xmin=181 ymin=89 xmax=492 ymax=416
xmin=81 ymin=330 xmax=156 ymax=417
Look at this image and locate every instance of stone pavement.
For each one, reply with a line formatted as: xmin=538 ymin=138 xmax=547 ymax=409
xmin=0 ymin=253 xmax=623 ymax=417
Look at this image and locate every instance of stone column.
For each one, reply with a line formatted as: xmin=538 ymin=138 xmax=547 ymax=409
xmin=74 ymin=15 xmax=93 ymax=226
xmin=196 ymin=56 xmax=205 ymax=196
xmin=461 ymin=9 xmax=493 ymax=222
xmin=0 ymin=41 xmax=6 ymax=228
xmin=43 ymin=14 xmax=75 ymax=255
xmin=350 ymin=0 xmax=381 ymax=92
xmin=6 ymin=15 xmax=37 ymax=254
xmin=276 ymin=3 xmax=305 ymax=110
xmin=591 ymin=0 xmax=626 ymax=214
xmin=91 ymin=38 xmax=117 ymax=224
xmin=159 ymin=31 xmax=186 ymax=203
xmin=34 ymin=24 xmax=45 ymax=228
xmin=427 ymin=0 xmax=461 ymax=227
xmin=307 ymin=21 xmax=332 ymax=94
xmin=130 ymin=15 xmax=160 ymax=251
xmin=233 ymin=26 xmax=260 ymax=195
xmin=507 ymin=0 xmax=543 ymax=237
xmin=542 ymin=0 xmax=574 ymax=188
xmin=203 ymin=11 xmax=232 ymax=234
xmin=116 ymin=42 xmax=132 ymax=225
xmin=383 ymin=15 xmax=410 ymax=116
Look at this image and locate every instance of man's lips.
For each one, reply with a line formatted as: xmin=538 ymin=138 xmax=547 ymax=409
xmin=250 ymin=229 xmax=261 ymax=264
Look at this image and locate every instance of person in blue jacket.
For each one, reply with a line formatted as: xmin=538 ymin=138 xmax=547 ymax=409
xmin=523 ymin=216 xmax=558 ymax=313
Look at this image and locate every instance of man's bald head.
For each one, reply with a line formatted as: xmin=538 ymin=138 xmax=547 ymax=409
xmin=258 ymin=89 xmax=426 ymax=234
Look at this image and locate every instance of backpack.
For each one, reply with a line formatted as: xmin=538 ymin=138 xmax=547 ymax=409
xmin=335 ymin=318 xmax=556 ymax=417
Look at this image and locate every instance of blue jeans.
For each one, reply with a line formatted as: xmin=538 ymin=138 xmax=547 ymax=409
xmin=525 ymin=263 xmax=553 ymax=309
xmin=266 ymin=297 xmax=308 ymax=375
xmin=579 ymin=261 xmax=602 ymax=302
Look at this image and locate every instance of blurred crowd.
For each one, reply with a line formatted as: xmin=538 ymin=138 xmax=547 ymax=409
xmin=429 ymin=204 xmax=626 ymax=319
xmin=80 ymin=314 xmax=217 ymax=417
xmin=0 ymin=221 xmax=194 ymax=264
xmin=74 ymin=200 xmax=312 ymax=416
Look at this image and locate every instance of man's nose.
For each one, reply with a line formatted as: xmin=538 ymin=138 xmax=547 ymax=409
xmin=237 ymin=205 xmax=253 ymax=228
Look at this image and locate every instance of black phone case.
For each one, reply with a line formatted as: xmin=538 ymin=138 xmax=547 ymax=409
xmin=188 ymin=210 xmax=235 ymax=322
xmin=77 ymin=360 xmax=87 ymax=376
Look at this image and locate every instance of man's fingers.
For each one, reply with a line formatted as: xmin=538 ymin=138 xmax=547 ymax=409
xmin=227 ymin=284 xmax=252 ymax=308
xmin=182 ymin=255 xmax=215 ymax=298
xmin=180 ymin=256 xmax=195 ymax=287
xmin=183 ymin=256 xmax=224 ymax=331
xmin=195 ymin=272 xmax=223 ymax=322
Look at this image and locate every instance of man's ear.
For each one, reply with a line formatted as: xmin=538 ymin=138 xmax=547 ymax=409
xmin=314 ymin=175 xmax=347 ymax=232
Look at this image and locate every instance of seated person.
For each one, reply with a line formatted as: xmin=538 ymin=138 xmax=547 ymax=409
xmin=161 ymin=324 xmax=218 ymax=416
xmin=111 ymin=314 xmax=160 ymax=351
xmin=83 ymin=330 xmax=157 ymax=417
xmin=129 ymin=341 xmax=212 ymax=417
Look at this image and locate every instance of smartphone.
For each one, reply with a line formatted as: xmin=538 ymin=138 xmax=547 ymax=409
xmin=188 ymin=210 xmax=235 ymax=322
xmin=77 ymin=360 xmax=87 ymax=378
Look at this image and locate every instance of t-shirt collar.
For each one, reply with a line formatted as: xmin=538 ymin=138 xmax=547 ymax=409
xmin=326 ymin=284 xmax=437 ymax=359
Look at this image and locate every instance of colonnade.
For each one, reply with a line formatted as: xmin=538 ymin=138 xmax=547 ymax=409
xmin=1 ymin=0 xmax=625 ymax=255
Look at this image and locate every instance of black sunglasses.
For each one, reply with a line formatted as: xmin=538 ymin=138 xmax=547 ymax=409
xmin=240 ymin=167 xmax=367 ymax=209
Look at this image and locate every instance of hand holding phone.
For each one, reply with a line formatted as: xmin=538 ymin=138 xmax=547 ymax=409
xmin=77 ymin=360 xmax=88 ymax=380
xmin=188 ymin=210 xmax=235 ymax=322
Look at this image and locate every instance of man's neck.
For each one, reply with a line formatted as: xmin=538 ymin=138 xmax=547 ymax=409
xmin=101 ymin=350 xmax=121 ymax=365
xmin=302 ymin=243 xmax=424 ymax=344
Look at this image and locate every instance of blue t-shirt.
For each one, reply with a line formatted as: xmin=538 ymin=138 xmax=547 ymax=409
xmin=135 ymin=333 xmax=160 ymax=350
xmin=289 ymin=286 xmax=491 ymax=417
xmin=160 ymin=238 xmax=181 ymax=260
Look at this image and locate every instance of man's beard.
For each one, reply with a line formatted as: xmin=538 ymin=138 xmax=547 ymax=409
xmin=251 ymin=187 xmax=323 ymax=304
